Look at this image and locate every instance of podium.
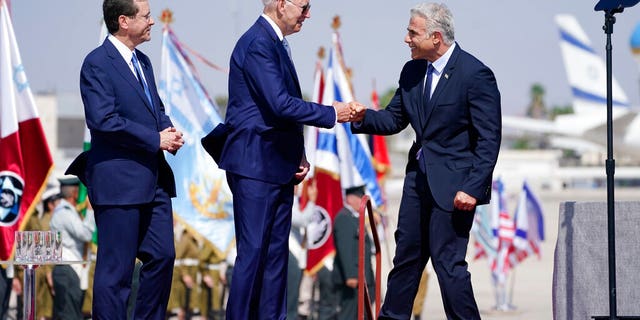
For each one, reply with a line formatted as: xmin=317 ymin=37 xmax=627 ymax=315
xmin=553 ymin=201 xmax=640 ymax=319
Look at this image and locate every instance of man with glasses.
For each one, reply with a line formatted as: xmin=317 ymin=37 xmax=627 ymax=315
xmin=67 ymin=0 xmax=184 ymax=318
xmin=218 ymin=0 xmax=358 ymax=318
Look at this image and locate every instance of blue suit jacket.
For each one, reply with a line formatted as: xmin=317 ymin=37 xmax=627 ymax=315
xmin=219 ymin=17 xmax=336 ymax=185
xmin=352 ymin=45 xmax=501 ymax=211
xmin=72 ymin=39 xmax=176 ymax=206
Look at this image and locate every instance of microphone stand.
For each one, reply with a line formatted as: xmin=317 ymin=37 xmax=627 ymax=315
xmin=593 ymin=5 xmax=640 ymax=320
xmin=602 ymin=8 xmax=620 ymax=319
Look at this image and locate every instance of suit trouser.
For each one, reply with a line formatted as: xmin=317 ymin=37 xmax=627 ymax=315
xmin=379 ymin=170 xmax=480 ymax=320
xmin=226 ymin=173 xmax=293 ymax=320
xmin=92 ymin=187 xmax=175 ymax=320
xmin=52 ymin=265 xmax=83 ymax=320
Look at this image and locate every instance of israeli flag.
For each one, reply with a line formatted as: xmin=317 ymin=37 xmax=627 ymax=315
xmin=159 ymin=29 xmax=234 ymax=256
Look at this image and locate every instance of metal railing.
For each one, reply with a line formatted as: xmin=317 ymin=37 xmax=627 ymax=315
xmin=357 ymin=195 xmax=381 ymax=319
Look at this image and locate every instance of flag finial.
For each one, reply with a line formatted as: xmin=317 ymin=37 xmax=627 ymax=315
xmin=317 ymin=47 xmax=325 ymax=60
xmin=160 ymin=9 xmax=174 ymax=25
xmin=331 ymin=15 xmax=341 ymax=31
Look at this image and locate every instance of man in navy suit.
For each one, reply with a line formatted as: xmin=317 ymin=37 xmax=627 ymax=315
xmin=351 ymin=3 xmax=501 ymax=319
xmin=70 ymin=0 xmax=184 ymax=318
xmin=218 ymin=0 xmax=356 ymax=318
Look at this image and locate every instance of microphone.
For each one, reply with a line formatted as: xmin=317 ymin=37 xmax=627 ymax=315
xmin=594 ymin=0 xmax=640 ymax=12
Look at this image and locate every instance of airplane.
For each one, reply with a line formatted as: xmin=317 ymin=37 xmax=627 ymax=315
xmin=502 ymin=14 xmax=640 ymax=159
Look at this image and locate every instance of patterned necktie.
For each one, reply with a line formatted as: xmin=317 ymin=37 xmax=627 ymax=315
xmin=282 ymin=38 xmax=293 ymax=62
xmin=131 ymin=53 xmax=154 ymax=110
xmin=424 ymin=64 xmax=435 ymax=105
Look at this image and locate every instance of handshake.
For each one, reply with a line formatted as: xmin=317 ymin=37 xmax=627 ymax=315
xmin=333 ymin=101 xmax=367 ymax=123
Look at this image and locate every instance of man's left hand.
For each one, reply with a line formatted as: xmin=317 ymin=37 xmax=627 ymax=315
xmin=453 ymin=191 xmax=477 ymax=211
xmin=294 ymin=157 xmax=310 ymax=183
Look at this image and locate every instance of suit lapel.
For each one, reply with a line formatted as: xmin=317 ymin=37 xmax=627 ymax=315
xmin=280 ymin=45 xmax=302 ymax=96
xmin=413 ymin=61 xmax=428 ymax=132
xmin=137 ymin=52 xmax=159 ymax=117
xmin=422 ymin=46 xmax=460 ymax=129
xmin=103 ymin=40 xmax=156 ymax=118
xmin=257 ymin=17 xmax=302 ymax=97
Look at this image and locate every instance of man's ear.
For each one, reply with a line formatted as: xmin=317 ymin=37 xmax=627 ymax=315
xmin=118 ymin=15 xmax=129 ymax=32
xmin=432 ymin=31 xmax=443 ymax=45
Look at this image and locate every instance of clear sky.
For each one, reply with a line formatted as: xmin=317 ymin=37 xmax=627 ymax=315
xmin=9 ymin=0 xmax=640 ymax=116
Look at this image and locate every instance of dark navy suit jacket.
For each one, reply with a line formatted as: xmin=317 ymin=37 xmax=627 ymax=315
xmin=72 ymin=39 xmax=176 ymax=205
xmin=219 ymin=17 xmax=336 ymax=184
xmin=352 ymin=45 xmax=501 ymax=211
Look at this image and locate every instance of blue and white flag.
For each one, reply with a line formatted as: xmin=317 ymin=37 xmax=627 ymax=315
xmin=319 ymin=33 xmax=383 ymax=207
xmin=512 ymin=181 xmax=545 ymax=260
xmin=159 ymin=28 xmax=234 ymax=256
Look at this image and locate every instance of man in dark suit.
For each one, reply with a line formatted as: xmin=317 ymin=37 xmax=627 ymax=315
xmin=351 ymin=3 xmax=501 ymax=319
xmin=70 ymin=0 xmax=184 ymax=318
xmin=218 ymin=0 xmax=355 ymax=318
xmin=333 ymin=185 xmax=375 ymax=320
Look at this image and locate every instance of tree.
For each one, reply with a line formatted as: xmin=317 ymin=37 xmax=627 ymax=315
xmin=526 ymin=83 xmax=548 ymax=119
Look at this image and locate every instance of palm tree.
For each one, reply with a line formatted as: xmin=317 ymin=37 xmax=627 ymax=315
xmin=526 ymin=83 xmax=547 ymax=119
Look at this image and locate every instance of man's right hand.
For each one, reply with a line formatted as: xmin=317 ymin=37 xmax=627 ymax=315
xmin=333 ymin=101 xmax=351 ymax=123
xmin=349 ymin=102 xmax=366 ymax=122
xmin=333 ymin=101 xmax=367 ymax=123
xmin=159 ymin=127 xmax=184 ymax=153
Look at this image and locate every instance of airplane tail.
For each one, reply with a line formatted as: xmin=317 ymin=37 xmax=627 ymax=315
xmin=555 ymin=14 xmax=630 ymax=114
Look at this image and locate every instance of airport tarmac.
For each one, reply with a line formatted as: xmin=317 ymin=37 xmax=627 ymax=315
xmin=376 ymin=176 xmax=640 ymax=320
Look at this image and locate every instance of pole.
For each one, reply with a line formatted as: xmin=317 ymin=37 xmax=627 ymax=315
xmin=603 ymin=9 xmax=620 ymax=320
xmin=23 ymin=264 xmax=36 ymax=320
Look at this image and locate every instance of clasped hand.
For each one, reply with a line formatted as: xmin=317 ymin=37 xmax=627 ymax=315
xmin=159 ymin=127 xmax=184 ymax=153
xmin=333 ymin=101 xmax=367 ymax=123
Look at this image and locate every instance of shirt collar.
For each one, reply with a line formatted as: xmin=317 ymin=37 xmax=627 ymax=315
xmin=108 ymin=34 xmax=135 ymax=63
xmin=261 ymin=14 xmax=284 ymax=41
xmin=430 ymin=42 xmax=456 ymax=75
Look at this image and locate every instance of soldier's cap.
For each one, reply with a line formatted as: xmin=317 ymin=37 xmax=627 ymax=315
xmin=58 ymin=175 xmax=81 ymax=187
xmin=42 ymin=185 xmax=62 ymax=202
xmin=345 ymin=185 xmax=366 ymax=197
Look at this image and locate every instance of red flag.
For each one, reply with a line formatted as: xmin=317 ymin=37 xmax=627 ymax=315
xmin=0 ymin=2 xmax=53 ymax=260
xmin=304 ymin=171 xmax=342 ymax=274
xmin=303 ymin=50 xmax=343 ymax=274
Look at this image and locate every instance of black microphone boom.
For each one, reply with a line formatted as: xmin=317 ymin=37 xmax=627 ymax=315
xmin=594 ymin=0 xmax=639 ymax=11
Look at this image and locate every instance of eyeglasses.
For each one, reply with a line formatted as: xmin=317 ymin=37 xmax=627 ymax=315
xmin=285 ymin=0 xmax=311 ymax=14
xmin=129 ymin=12 xmax=152 ymax=22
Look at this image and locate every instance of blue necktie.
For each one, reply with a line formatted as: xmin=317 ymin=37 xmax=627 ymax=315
xmin=424 ymin=64 xmax=435 ymax=105
xmin=131 ymin=53 xmax=154 ymax=110
xmin=282 ymin=38 xmax=293 ymax=62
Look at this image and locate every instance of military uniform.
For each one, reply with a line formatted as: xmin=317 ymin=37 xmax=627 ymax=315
xmin=82 ymin=244 xmax=97 ymax=315
xmin=168 ymin=226 xmax=200 ymax=316
xmin=49 ymin=197 xmax=95 ymax=320
xmin=332 ymin=205 xmax=375 ymax=320
xmin=198 ymin=241 xmax=225 ymax=319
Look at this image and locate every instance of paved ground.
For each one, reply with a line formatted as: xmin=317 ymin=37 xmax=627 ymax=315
xmin=377 ymin=174 xmax=640 ymax=319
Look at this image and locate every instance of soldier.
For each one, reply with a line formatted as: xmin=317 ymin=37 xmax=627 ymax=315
xmin=199 ymin=240 xmax=225 ymax=319
xmin=49 ymin=176 xmax=95 ymax=320
xmin=81 ymin=242 xmax=97 ymax=317
xmin=333 ymin=185 xmax=375 ymax=319
xmin=168 ymin=221 xmax=200 ymax=319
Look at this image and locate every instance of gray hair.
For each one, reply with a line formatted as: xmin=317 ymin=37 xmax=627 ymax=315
xmin=410 ymin=3 xmax=455 ymax=46
xmin=262 ymin=0 xmax=276 ymax=6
